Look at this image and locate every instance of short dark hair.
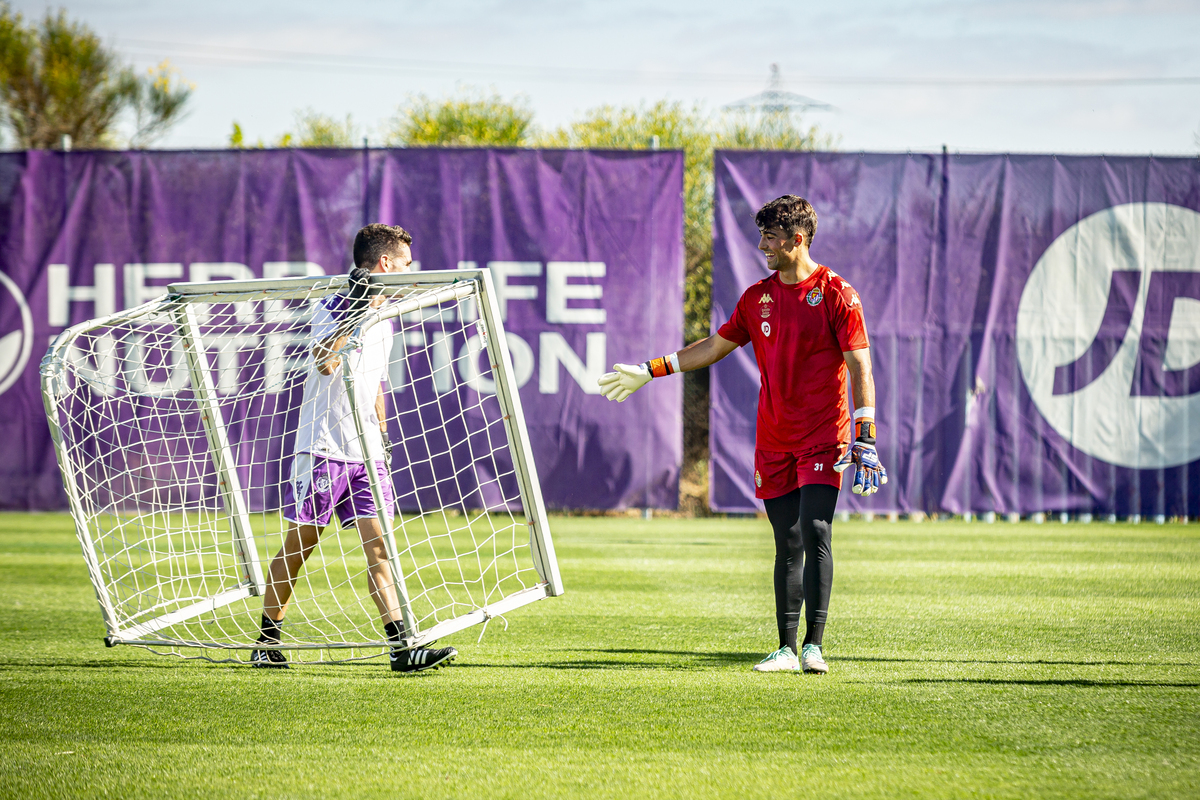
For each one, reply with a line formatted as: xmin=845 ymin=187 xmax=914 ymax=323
xmin=352 ymin=223 xmax=413 ymax=270
xmin=755 ymin=195 xmax=817 ymax=247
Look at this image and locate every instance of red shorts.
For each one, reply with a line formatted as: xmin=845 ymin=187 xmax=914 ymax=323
xmin=754 ymin=447 xmax=843 ymax=499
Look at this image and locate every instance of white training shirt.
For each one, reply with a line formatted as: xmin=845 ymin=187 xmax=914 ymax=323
xmin=293 ymin=293 xmax=394 ymax=462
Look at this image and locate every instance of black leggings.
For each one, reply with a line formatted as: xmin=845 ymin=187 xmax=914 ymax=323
xmin=763 ymin=484 xmax=839 ymax=652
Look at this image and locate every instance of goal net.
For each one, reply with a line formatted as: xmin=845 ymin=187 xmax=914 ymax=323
xmin=40 ymin=268 xmax=562 ymax=664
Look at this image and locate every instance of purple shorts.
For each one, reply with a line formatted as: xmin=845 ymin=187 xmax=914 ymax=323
xmin=283 ymin=454 xmax=394 ymax=528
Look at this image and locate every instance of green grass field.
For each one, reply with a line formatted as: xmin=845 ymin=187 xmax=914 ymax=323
xmin=2 ymin=511 xmax=1198 ymax=799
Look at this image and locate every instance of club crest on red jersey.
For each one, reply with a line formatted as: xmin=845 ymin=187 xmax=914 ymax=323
xmin=806 ymin=287 xmax=823 ymax=306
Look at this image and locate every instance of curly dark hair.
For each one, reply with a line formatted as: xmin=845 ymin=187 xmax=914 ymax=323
xmin=352 ymin=223 xmax=413 ymax=270
xmin=754 ymin=195 xmax=817 ymax=248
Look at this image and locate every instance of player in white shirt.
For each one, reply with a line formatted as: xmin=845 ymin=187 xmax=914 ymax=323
xmin=251 ymin=224 xmax=457 ymax=673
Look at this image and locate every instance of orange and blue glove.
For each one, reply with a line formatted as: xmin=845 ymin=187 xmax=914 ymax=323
xmin=833 ymin=410 xmax=888 ymax=496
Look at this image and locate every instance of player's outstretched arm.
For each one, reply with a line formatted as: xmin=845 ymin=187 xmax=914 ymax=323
xmin=598 ymin=334 xmax=739 ymax=402
xmin=833 ymin=347 xmax=888 ymax=496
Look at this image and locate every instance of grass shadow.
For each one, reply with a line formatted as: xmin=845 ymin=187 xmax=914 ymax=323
xmin=574 ymin=647 xmax=751 ymax=665
xmin=455 ymin=661 xmax=690 ymax=671
xmin=903 ymin=678 xmax=1200 ymax=688
xmin=460 ymin=648 xmax=754 ymax=671
xmin=0 ymin=659 xmax=186 ymax=671
xmin=837 ymin=655 xmax=1200 ymax=668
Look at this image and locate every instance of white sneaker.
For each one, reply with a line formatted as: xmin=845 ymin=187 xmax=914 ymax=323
xmin=752 ymin=646 xmax=800 ymax=672
xmin=801 ymin=643 xmax=828 ymax=674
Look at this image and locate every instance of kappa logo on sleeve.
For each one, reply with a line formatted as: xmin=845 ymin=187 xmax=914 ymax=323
xmin=1017 ymin=202 xmax=1200 ymax=469
xmin=0 ymin=272 xmax=33 ymax=397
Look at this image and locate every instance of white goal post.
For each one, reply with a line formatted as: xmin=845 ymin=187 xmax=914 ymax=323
xmin=40 ymin=268 xmax=563 ymax=663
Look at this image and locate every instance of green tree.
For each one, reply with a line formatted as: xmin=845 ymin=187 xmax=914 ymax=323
xmin=128 ymin=61 xmax=193 ymax=148
xmin=284 ymin=108 xmax=358 ymax=148
xmin=538 ymin=101 xmax=715 ymax=341
xmin=228 ymin=121 xmax=249 ymax=148
xmin=386 ymin=90 xmax=534 ymax=147
xmin=229 ymin=109 xmax=359 ymax=150
xmin=718 ymin=108 xmax=837 ymax=152
xmin=0 ymin=5 xmax=191 ymax=149
xmin=541 ymin=101 xmax=831 ymax=513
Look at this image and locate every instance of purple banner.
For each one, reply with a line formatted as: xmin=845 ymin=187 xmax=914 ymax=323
xmin=712 ymin=151 xmax=1200 ymax=517
xmin=0 ymin=148 xmax=684 ymax=511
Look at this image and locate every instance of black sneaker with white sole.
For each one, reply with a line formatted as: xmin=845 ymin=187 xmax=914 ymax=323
xmin=250 ymin=647 xmax=289 ymax=669
xmin=390 ymin=644 xmax=457 ymax=673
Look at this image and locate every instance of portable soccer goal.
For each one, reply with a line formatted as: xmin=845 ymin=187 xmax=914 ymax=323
xmin=40 ymin=268 xmax=563 ymax=664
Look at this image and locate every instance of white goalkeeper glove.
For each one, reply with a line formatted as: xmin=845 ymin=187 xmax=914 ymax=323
xmin=597 ymin=363 xmax=651 ymax=402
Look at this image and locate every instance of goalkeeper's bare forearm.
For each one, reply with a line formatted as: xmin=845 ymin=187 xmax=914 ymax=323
xmin=677 ymin=334 xmax=739 ymax=371
xmin=843 ymin=348 xmax=875 ymax=412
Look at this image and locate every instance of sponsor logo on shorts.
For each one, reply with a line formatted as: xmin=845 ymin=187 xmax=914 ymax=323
xmin=761 ymin=321 xmax=771 ymax=337
xmin=806 ymin=287 xmax=823 ymax=306
xmin=315 ymin=475 xmax=332 ymax=493
xmin=754 ymin=470 xmax=762 ymax=488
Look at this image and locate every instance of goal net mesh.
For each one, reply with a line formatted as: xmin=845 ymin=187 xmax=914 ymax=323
xmin=41 ymin=272 xmax=558 ymax=664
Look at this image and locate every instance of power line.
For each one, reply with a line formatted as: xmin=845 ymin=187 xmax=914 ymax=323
xmin=116 ymin=38 xmax=1200 ymax=89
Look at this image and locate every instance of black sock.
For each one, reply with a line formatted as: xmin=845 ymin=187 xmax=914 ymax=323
xmin=259 ymin=614 xmax=282 ymax=644
xmin=383 ymin=620 xmax=406 ymax=644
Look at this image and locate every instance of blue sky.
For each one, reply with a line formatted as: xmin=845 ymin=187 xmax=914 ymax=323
xmin=12 ymin=0 xmax=1200 ymax=153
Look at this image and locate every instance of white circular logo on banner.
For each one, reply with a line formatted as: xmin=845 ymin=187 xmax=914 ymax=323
xmin=0 ymin=271 xmax=33 ymax=397
xmin=1017 ymin=202 xmax=1200 ymax=468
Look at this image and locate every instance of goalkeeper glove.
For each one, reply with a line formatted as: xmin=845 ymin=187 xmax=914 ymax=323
xmin=597 ymin=355 xmax=679 ymax=402
xmin=597 ymin=363 xmax=650 ymax=402
xmin=336 ymin=267 xmax=373 ymax=335
xmin=832 ymin=414 xmax=889 ymax=496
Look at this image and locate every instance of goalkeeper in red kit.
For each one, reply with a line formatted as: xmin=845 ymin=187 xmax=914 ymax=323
xmin=598 ymin=195 xmax=886 ymax=675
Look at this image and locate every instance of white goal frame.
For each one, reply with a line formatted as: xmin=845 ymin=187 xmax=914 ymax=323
xmin=40 ymin=268 xmax=562 ymax=659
